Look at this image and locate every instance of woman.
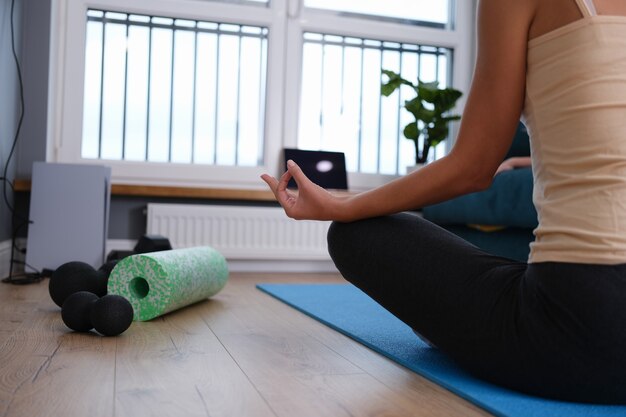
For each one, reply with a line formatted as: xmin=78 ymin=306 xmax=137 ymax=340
xmin=262 ymin=0 xmax=626 ymax=403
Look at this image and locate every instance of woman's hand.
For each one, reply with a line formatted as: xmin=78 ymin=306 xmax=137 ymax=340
xmin=261 ymin=160 xmax=345 ymax=221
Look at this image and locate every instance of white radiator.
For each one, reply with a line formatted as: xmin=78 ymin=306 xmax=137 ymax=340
xmin=146 ymin=203 xmax=332 ymax=261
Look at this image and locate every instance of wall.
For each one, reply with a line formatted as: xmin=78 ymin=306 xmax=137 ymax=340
xmin=0 ymin=0 xmax=22 ymax=242
xmin=10 ymin=0 xmax=55 ymax=243
xmin=15 ymin=0 xmax=50 ymax=179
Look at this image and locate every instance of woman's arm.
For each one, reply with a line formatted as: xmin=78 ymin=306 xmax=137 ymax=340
xmin=262 ymin=0 xmax=536 ymax=222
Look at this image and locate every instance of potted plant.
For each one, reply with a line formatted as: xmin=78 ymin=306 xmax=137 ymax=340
xmin=381 ymin=70 xmax=463 ymax=167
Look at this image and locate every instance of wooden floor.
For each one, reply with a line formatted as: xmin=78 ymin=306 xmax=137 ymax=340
xmin=0 ymin=273 xmax=491 ymax=417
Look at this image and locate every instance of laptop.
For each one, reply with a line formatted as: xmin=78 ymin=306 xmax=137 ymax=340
xmin=283 ymin=148 xmax=348 ymax=190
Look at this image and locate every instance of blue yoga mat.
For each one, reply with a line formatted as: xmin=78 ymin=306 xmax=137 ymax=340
xmin=257 ymin=283 xmax=626 ymax=417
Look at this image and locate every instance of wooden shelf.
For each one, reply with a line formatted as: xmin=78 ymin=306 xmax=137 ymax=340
xmin=13 ymin=179 xmax=276 ymax=202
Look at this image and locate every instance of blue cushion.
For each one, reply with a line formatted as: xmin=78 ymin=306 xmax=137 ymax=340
xmin=441 ymin=225 xmax=534 ymax=262
xmin=423 ymin=168 xmax=537 ymax=228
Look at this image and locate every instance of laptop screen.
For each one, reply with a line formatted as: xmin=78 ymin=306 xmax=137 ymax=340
xmin=283 ymin=148 xmax=348 ymax=190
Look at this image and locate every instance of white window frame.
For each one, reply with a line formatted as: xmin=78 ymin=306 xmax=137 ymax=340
xmin=47 ymin=0 xmax=474 ymax=190
xmin=284 ymin=0 xmax=474 ymax=190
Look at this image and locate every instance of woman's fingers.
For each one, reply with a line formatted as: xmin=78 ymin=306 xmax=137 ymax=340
xmin=286 ymin=160 xmax=309 ymax=188
xmin=286 ymin=159 xmax=302 ymax=178
xmin=263 ymin=161 xmax=304 ymax=195
xmin=276 ymin=169 xmax=292 ymax=192
xmin=260 ymin=174 xmax=278 ymax=194
xmin=261 ymin=172 xmax=295 ymax=210
xmin=262 ymin=162 xmax=338 ymax=221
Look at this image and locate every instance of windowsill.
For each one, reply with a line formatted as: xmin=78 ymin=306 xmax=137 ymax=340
xmin=12 ymin=179 xmax=354 ymax=202
xmin=13 ymin=179 xmax=276 ymax=201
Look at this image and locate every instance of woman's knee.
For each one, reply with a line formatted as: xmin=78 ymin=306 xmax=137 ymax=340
xmin=327 ymin=215 xmax=406 ymax=265
xmin=327 ymin=219 xmax=376 ymax=276
xmin=327 ymin=221 xmax=354 ymax=268
xmin=327 ymin=216 xmax=400 ymax=278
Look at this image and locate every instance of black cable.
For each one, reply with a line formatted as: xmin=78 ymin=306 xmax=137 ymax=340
xmin=0 ymin=177 xmax=15 ymax=194
xmin=1 ymin=0 xmax=41 ymax=285
xmin=1 ymin=221 xmax=42 ymax=285
xmin=9 ymin=219 xmax=28 ymax=253
xmin=2 ymin=0 xmax=24 ymax=212
xmin=1 ymin=216 xmax=42 ymax=284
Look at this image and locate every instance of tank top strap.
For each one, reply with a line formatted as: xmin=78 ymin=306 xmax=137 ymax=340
xmin=574 ymin=0 xmax=598 ymax=17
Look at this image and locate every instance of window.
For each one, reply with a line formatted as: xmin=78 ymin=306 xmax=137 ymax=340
xmin=297 ymin=33 xmax=451 ymax=175
xmin=82 ymin=10 xmax=268 ymax=166
xmin=49 ymin=0 xmax=473 ymax=190
xmin=304 ymin=0 xmax=450 ymax=27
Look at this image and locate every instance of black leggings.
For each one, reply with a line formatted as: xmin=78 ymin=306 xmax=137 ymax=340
xmin=327 ymin=213 xmax=626 ymax=404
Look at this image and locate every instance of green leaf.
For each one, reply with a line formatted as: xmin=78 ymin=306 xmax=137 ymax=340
xmin=404 ymin=98 xmax=435 ymax=123
xmin=381 ymin=69 xmax=415 ymax=96
xmin=425 ymin=123 xmax=450 ymax=147
xmin=382 ymin=70 xmax=414 ymax=87
xmin=380 ymin=70 xmax=464 ymax=157
xmin=403 ymin=122 xmax=419 ymax=140
xmin=433 ymin=88 xmax=463 ymax=112
xmin=382 ymin=69 xmax=400 ymax=80
xmin=404 ymin=97 xmax=421 ymax=116
xmin=381 ymin=80 xmax=401 ymax=96
xmin=418 ymin=80 xmax=439 ymax=90
xmin=417 ymin=85 xmax=437 ymax=103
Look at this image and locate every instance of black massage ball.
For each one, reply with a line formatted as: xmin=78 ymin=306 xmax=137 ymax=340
xmin=49 ymin=261 xmax=107 ymax=307
xmin=90 ymin=295 xmax=134 ymax=337
xmin=98 ymin=260 xmax=119 ymax=279
xmin=61 ymin=291 xmax=99 ymax=332
xmin=96 ymin=260 xmax=119 ymax=295
xmin=94 ymin=269 xmax=109 ymax=297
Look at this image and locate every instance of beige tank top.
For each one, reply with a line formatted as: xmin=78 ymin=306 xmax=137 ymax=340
xmin=523 ymin=0 xmax=626 ymax=264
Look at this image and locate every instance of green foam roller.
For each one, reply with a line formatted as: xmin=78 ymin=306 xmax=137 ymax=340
xmin=107 ymin=246 xmax=228 ymax=321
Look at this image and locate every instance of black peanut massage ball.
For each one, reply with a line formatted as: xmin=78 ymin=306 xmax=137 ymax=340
xmin=61 ymin=291 xmax=99 ymax=332
xmin=60 ymin=293 xmax=134 ymax=336
xmin=52 ymin=260 xmax=133 ymax=336
xmin=90 ymin=295 xmax=134 ymax=337
xmin=49 ymin=261 xmax=108 ymax=307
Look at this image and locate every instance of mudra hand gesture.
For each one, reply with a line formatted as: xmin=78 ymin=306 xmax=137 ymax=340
xmin=261 ymin=160 xmax=344 ymax=221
